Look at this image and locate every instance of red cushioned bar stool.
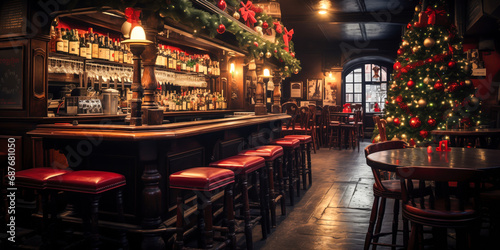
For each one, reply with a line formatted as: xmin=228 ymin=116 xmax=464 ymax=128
xmin=239 ymin=145 xmax=286 ymax=228
xmin=270 ymin=138 xmax=300 ymax=206
xmin=46 ymin=170 xmax=127 ymax=250
xmin=170 ymin=167 xmax=236 ymax=250
xmin=284 ymin=135 xmax=313 ymax=190
xmin=9 ymin=168 xmax=71 ymax=246
xmin=209 ymin=155 xmax=268 ymax=250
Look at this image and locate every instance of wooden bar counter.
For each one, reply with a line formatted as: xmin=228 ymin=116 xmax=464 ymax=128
xmin=27 ymin=114 xmax=289 ymax=248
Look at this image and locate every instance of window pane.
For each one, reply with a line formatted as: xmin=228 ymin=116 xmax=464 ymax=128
xmin=366 ymin=103 xmax=372 ymax=113
xmin=354 ymin=68 xmax=362 ymax=73
xmin=354 ymin=94 xmax=362 ymax=102
xmin=354 ymin=73 xmax=361 ymax=82
xmin=346 ymin=94 xmax=353 ymax=102
xmin=346 ymin=72 xmax=353 ymax=82
xmin=381 ymin=67 xmax=387 ymax=82
xmin=379 ymin=102 xmax=385 ymax=111
xmin=372 ymin=65 xmax=381 ymax=82
xmin=354 ymin=84 xmax=362 ymax=93
xmin=346 ymin=84 xmax=353 ymax=93
xmin=365 ymin=64 xmax=372 ymax=82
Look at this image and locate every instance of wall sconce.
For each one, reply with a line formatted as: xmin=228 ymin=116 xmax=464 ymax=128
xmin=230 ymin=63 xmax=235 ymax=77
xmin=328 ymin=72 xmax=332 ymax=78
xmin=263 ymin=68 xmax=271 ymax=77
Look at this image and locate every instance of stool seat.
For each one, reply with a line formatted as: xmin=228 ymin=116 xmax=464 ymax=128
xmin=270 ymin=138 xmax=300 ymax=149
xmin=284 ymin=135 xmax=312 ymax=144
xmin=209 ymin=155 xmax=265 ymax=176
xmin=15 ymin=168 xmax=71 ymax=189
xmin=170 ymin=167 xmax=234 ymax=191
xmin=239 ymin=145 xmax=283 ymax=161
xmin=46 ymin=170 xmax=125 ymax=194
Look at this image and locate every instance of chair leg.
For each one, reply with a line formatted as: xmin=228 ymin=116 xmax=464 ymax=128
xmin=403 ymin=216 xmax=409 ymax=248
xmin=277 ymin=157 xmax=286 ymax=216
xmin=364 ymin=195 xmax=380 ymax=250
xmin=372 ymin=197 xmax=387 ymax=250
xmin=408 ymin=222 xmax=418 ymax=250
xmin=391 ymin=199 xmax=399 ymax=250
xmin=116 ymin=189 xmax=129 ymax=249
xmin=258 ymin=170 xmax=269 ymax=238
xmin=175 ymin=191 xmax=184 ymax=250
xmin=307 ymin=142 xmax=312 ymax=187
xmin=225 ymin=185 xmax=236 ymax=250
xmin=267 ymin=160 xmax=277 ymax=228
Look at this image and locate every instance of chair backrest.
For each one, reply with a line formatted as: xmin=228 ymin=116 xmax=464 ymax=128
xmin=373 ymin=116 xmax=387 ymax=141
xmin=396 ymin=166 xmax=482 ymax=219
xmin=282 ymin=102 xmax=298 ymax=129
xmin=321 ymin=105 xmax=330 ymax=127
xmin=296 ymin=106 xmax=313 ymax=129
xmin=365 ymin=140 xmax=407 ymax=192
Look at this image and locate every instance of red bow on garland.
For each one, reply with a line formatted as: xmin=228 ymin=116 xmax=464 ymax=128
xmin=273 ymin=21 xmax=282 ymax=34
xmin=240 ymin=1 xmax=257 ymax=27
xmin=394 ymin=45 xmax=454 ymax=78
xmin=283 ymin=28 xmax=294 ymax=52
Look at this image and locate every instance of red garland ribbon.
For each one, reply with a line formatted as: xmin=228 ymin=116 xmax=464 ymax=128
xmin=394 ymin=45 xmax=454 ymax=78
xmin=274 ymin=21 xmax=282 ymax=34
xmin=239 ymin=1 xmax=257 ymax=27
xmin=425 ymin=7 xmax=447 ymax=26
xmin=283 ymin=28 xmax=294 ymax=52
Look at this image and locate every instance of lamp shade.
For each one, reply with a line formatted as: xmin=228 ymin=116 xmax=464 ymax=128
xmin=263 ymin=68 xmax=270 ymax=77
xmin=130 ymin=26 xmax=146 ymax=40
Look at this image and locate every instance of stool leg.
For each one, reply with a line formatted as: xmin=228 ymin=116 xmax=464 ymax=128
xmin=258 ymin=169 xmax=269 ymax=237
xmin=294 ymin=148 xmax=300 ymax=197
xmin=225 ymin=185 xmax=236 ymax=250
xmin=300 ymin=144 xmax=307 ymax=190
xmin=307 ymin=142 xmax=312 ymax=187
xmin=175 ymin=190 xmax=184 ymax=250
xmin=240 ymin=175 xmax=254 ymax=250
xmin=277 ymin=157 xmax=286 ymax=216
xmin=116 ymin=189 xmax=129 ymax=249
xmin=40 ymin=190 xmax=50 ymax=248
xmin=200 ymin=192 xmax=214 ymax=249
xmin=90 ymin=194 xmax=101 ymax=250
xmin=285 ymin=149 xmax=294 ymax=206
xmin=372 ymin=197 xmax=387 ymax=250
xmin=364 ymin=195 xmax=380 ymax=250
xmin=267 ymin=160 xmax=277 ymax=228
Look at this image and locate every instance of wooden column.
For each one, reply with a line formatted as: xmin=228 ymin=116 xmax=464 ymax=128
xmin=129 ymin=45 xmax=145 ymax=126
xmin=272 ymin=75 xmax=282 ymax=113
xmin=254 ymin=61 xmax=267 ymax=115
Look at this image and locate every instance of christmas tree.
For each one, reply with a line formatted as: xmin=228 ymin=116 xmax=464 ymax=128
xmin=378 ymin=0 xmax=484 ymax=146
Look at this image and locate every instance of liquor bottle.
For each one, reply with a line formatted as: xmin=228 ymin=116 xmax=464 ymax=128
xmin=62 ymin=28 xmax=69 ymax=54
xmin=118 ymin=42 xmax=124 ymax=63
xmin=85 ymin=32 xmax=92 ymax=59
xmin=69 ymin=29 xmax=79 ymax=56
xmin=109 ymin=38 xmax=115 ymax=62
xmin=91 ymin=29 xmax=99 ymax=59
xmin=50 ymin=25 xmax=57 ymax=53
xmin=181 ymin=52 xmax=187 ymax=71
xmin=103 ymin=34 xmax=110 ymax=61
xmin=175 ymin=51 xmax=181 ymax=71
xmin=56 ymin=28 xmax=64 ymax=53
xmin=98 ymin=35 xmax=105 ymax=60
xmin=114 ymin=39 xmax=120 ymax=62
xmin=79 ymin=33 xmax=86 ymax=57
xmin=170 ymin=50 xmax=176 ymax=70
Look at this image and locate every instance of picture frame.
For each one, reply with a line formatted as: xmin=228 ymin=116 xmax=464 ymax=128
xmin=290 ymin=81 xmax=302 ymax=98
xmin=323 ymin=80 xmax=337 ymax=106
xmin=307 ymin=78 xmax=323 ymax=101
xmin=0 ymin=46 xmax=24 ymax=109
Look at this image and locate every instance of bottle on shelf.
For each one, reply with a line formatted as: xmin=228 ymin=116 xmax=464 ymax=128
xmin=115 ymin=39 xmax=121 ymax=63
xmin=79 ymin=33 xmax=86 ymax=58
xmin=69 ymin=29 xmax=79 ymax=56
xmin=91 ymin=29 xmax=99 ymax=59
xmin=118 ymin=41 xmax=124 ymax=63
xmin=104 ymin=34 xmax=110 ymax=61
xmin=109 ymin=38 xmax=115 ymax=62
xmin=55 ymin=28 xmax=64 ymax=53
xmin=62 ymin=28 xmax=69 ymax=54
xmin=50 ymin=25 xmax=57 ymax=53
xmin=85 ymin=31 xmax=92 ymax=59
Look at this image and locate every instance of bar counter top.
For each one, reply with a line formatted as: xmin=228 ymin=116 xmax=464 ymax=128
xmin=28 ymin=114 xmax=290 ymax=141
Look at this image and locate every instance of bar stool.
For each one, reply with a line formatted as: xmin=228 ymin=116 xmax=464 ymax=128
xmin=284 ymin=135 xmax=313 ymax=189
xmin=46 ymin=170 xmax=127 ymax=250
xmin=209 ymin=155 xmax=267 ymax=250
xmin=170 ymin=167 xmax=236 ymax=250
xmin=270 ymin=138 xmax=300 ymax=205
xmin=239 ymin=145 xmax=286 ymax=228
xmin=11 ymin=168 xmax=71 ymax=245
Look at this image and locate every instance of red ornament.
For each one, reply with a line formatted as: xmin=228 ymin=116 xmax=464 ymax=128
xmin=385 ymin=100 xmax=389 ymax=105
xmin=393 ymin=62 xmax=401 ymax=70
xmin=253 ymin=41 xmax=259 ymax=47
xmin=448 ymin=61 xmax=456 ymax=68
xmin=420 ymin=130 xmax=429 ymax=138
xmin=406 ymin=23 xmax=412 ymax=29
xmin=217 ymin=24 xmax=226 ymax=34
xmin=410 ymin=117 xmax=422 ymax=128
xmin=407 ymin=80 xmax=415 ymax=88
xmin=434 ymin=82 xmax=444 ymax=91
xmin=397 ymin=48 xmax=404 ymax=55
xmin=427 ymin=118 xmax=436 ymax=127
xmin=262 ymin=21 xmax=269 ymax=29
xmin=290 ymin=52 xmax=295 ymax=57
xmin=274 ymin=49 xmax=278 ymax=53
xmin=448 ymin=82 xmax=459 ymax=92
xmin=410 ymin=139 xmax=416 ymax=146
xmin=459 ymin=81 xmax=465 ymax=87
xmin=217 ymin=0 xmax=227 ymax=11
xmin=393 ymin=118 xmax=401 ymax=126
xmin=396 ymin=95 xmax=403 ymax=103
xmin=426 ymin=58 xmax=433 ymax=63
xmin=401 ymin=68 xmax=408 ymax=73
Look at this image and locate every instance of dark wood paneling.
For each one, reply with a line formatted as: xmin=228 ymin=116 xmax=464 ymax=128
xmin=30 ymin=39 xmax=48 ymax=117
xmin=219 ymin=137 xmax=245 ymax=160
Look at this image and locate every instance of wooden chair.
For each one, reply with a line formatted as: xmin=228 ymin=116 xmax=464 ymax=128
xmin=319 ymin=105 xmax=330 ymax=148
xmin=328 ymin=105 xmax=343 ymax=149
xmin=281 ymin=102 xmax=299 ymax=136
xmin=341 ymin=109 xmax=361 ymax=152
xmin=351 ymin=103 xmax=364 ymax=141
xmin=396 ymin=166 xmax=483 ymax=250
xmin=294 ymin=106 xmax=318 ymax=153
xmin=364 ymin=140 xmax=408 ymax=250
xmin=373 ymin=116 xmax=387 ymax=142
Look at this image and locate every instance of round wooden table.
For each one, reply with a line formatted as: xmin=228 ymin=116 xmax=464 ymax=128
xmin=430 ymin=128 xmax=500 ymax=149
xmin=366 ymin=147 xmax=500 ymax=171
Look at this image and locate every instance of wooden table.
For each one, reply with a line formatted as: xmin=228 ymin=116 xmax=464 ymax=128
xmin=431 ymin=128 xmax=500 ymax=149
xmin=366 ymin=147 xmax=500 ymax=171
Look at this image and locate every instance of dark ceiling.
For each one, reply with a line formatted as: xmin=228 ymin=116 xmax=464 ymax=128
xmin=279 ymin=0 xmax=416 ymax=43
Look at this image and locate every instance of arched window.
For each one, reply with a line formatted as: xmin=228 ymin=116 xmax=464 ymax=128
xmin=342 ymin=63 xmax=391 ymax=113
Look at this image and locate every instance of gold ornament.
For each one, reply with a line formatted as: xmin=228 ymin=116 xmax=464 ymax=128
xmin=424 ymin=37 xmax=435 ymax=47
xmin=293 ymin=68 xmax=299 ymax=74
xmin=465 ymin=80 xmax=471 ymax=85
xmin=439 ymin=65 xmax=446 ymax=71
xmin=392 ymin=136 xmax=400 ymax=141
xmin=426 ymin=68 xmax=431 ymax=72
xmin=412 ymin=46 xmax=420 ymax=53
xmin=471 ymin=97 xmax=480 ymax=105
xmin=424 ymin=77 xmax=430 ymax=84
xmin=415 ymin=5 xmax=421 ymax=12
xmin=418 ymin=99 xmax=427 ymax=106
xmin=402 ymin=40 xmax=410 ymax=47
xmin=233 ymin=12 xmax=240 ymax=20
xmin=401 ymin=134 xmax=407 ymax=140
xmin=265 ymin=51 xmax=272 ymax=58
xmin=373 ymin=135 xmax=381 ymax=143
xmin=391 ymin=83 xmax=398 ymax=89
xmin=386 ymin=117 xmax=393 ymax=123
xmin=259 ymin=52 xmax=264 ymax=58
xmin=284 ymin=66 xmax=289 ymax=71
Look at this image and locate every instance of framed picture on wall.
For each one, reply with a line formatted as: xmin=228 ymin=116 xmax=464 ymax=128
xmin=324 ymin=80 xmax=337 ymax=105
xmin=0 ymin=47 xmax=24 ymax=109
xmin=307 ymin=78 xmax=323 ymax=101
xmin=290 ymin=81 xmax=302 ymax=98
